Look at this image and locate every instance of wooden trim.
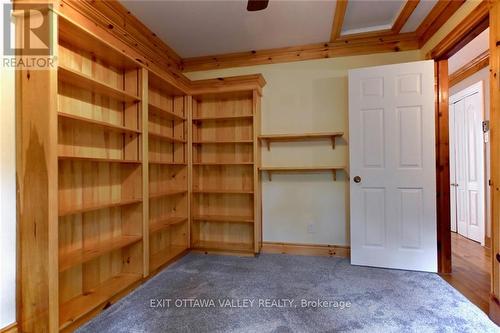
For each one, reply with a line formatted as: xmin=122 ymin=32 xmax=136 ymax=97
xmin=182 ymin=33 xmax=419 ymax=72
xmin=190 ymin=74 xmax=267 ymax=96
xmin=0 ymin=323 xmax=18 ymax=333
xmin=262 ymin=242 xmax=350 ymax=258
xmin=490 ymin=0 xmax=500 ymax=324
xmin=417 ymin=0 xmax=466 ymax=47
xmin=436 ymin=60 xmax=452 ymax=274
xmin=329 ymin=0 xmax=348 ymax=42
xmin=427 ymin=0 xmax=489 ymax=59
xmin=392 ymin=0 xmax=420 ymax=33
xmin=449 ymin=51 xmax=489 ymax=87
xmin=486 ymin=236 xmax=492 ymax=249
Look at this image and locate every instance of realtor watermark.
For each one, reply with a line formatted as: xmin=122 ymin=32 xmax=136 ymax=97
xmin=149 ymin=298 xmax=352 ymax=310
xmin=1 ymin=2 xmax=57 ymax=69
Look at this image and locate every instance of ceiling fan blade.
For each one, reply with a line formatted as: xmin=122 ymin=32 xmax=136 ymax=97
xmin=247 ymin=0 xmax=269 ymax=11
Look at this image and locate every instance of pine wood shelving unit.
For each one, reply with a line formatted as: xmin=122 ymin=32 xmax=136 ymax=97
xmin=147 ymin=71 xmax=189 ymax=273
xmin=57 ymin=16 xmax=145 ymax=330
xmin=190 ymin=89 xmax=263 ymax=255
xmin=18 ymin=10 xmax=266 ymax=331
xmin=259 ymin=132 xmax=344 ymax=150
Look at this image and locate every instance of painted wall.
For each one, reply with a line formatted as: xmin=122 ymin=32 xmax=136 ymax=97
xmin=187 ymin=50 xmax=421 ymax=245
xmin=450 ymin=67 xmax=491 ymax=238
xmin=0 ymin=63 xmax=17 ymax=328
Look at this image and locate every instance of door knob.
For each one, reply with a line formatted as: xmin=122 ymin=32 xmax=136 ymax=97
xmin=353 ymin=176 xmax=361 ymax=183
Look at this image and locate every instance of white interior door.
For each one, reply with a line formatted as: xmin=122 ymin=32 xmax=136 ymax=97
xmin=348 ymin=60 xmax=437 ymax=272
xmin=449 ymin=81 xmax=485 ymax=244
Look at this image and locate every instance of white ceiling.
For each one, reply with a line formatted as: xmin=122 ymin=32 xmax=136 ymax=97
xmin=448 ymin=28 xmax=489 ymax=74
xmin=121 ymin=0 xmax=440 ymax=58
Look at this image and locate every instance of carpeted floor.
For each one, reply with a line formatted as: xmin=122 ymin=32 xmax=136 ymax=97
xmin=77 ymin=253 xmax=499 ymax=333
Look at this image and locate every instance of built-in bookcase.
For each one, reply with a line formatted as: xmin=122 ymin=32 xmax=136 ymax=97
xmin=57 ymin=17 xmax=144 ymax=330
xmin=191 ymin=91 xmax=262 ymax=254
xmin=147 ymin=72 xmax=189 ymax=272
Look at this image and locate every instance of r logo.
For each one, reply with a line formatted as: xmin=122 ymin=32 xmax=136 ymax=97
xmin=3 ymin=3 xmax=53 ymax=56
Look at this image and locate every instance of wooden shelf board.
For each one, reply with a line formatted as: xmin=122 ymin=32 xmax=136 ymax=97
xmin=192 ymin=214 xmax=254 ymax=223
xmin=150 ymin=245 xmax=187 ymax=271
xmin=58 ymin=112 xmax=141 ymax=135
xmin=149 ymin=216 xmax=188 ymax=234
xmin=59 ymin=273 xmax=141 ymax=330
xmin=192 ymin=189 xmax=254 ymax=194
xmin=148 ymin=103 xmax=185 ymax=121
xmin=58 ymin=65 xmax=140 ymax=103
xmin=149 ymin=131 xmax=186 ymax=143
xmin=58 ymin=155 xmax=142 ymax=164
xmin=193 ymin=140 xmax=253 ymax=144
xmin=59 ymin=235 xmax=142 ymax=272
xmin=149 ymin=161 xmax=187 ymax=166
xmin=259 ymin=166 xmax=346 ymax=181
xmin=192 ymin=240 xmax=254 ymax=253
xmin=259 ymin=132 xmax=344 ymax=150
xmin=193 ymin=162 xmax=254 ymax=166
xmin=59 ymin=198 xmax=142 ymax=217
xmin=149 ymin=189 xmax=187 ymax=199
xmin=193 ymin=114 xmax=253 ymax=121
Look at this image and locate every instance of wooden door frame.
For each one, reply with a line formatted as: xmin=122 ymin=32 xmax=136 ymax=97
xmin=428 ymin=2 xmax=489 ymax=275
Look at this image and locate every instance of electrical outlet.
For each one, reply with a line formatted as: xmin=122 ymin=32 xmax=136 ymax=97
xmin=307 ymin=223 xmax=316 ymax=233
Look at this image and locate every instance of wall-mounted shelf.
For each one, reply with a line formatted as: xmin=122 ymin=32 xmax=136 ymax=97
xmin=259 ymin=166 xmax=345 ymax=181
xmin=259 ymin=132 xmax=343 ymax=150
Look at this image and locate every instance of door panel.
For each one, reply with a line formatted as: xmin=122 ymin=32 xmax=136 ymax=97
xmin=449 ymin=82 xmax=485 ymax=244
xmin=349 ymin=60 xmax=437 ymax=272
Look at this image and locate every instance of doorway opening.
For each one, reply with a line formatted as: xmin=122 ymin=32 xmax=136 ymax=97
xmin=434 ymin=21 xmax=491 ymax=313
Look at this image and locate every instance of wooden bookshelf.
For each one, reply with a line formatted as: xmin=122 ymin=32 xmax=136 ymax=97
xmin=190 ymin=88 xmax=263 ymax=255
xmin=147 ymin=71 xmax=189 ymax=273
xmin=259 ymin=166 xmax=346 ymax=181
xmin=57 ymin=17 xmax=145 ymax=331
xmin=259 ymin=132 xmax=344 ymax=150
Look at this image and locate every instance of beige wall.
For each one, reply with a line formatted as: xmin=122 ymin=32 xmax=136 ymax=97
xmin=187 ymin=51 xmax=421 ymax=245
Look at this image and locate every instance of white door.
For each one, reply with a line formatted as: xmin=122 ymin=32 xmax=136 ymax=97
xmin=449 ymin=81 xmax=485 ymax=244
xmin=449 ymin=101 xmax=458 ymax=233
xmin=348 ymin=60 xmax=437 ymax=272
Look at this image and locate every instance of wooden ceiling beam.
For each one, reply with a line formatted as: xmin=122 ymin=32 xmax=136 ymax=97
xmin=330 ymin=0 xmax=348 ymax=42
xmin=392 ymin=0 xmax=420 ymax=33
xmin=182 ymin=33 xmax=419 ymax=72
xmin=416 ymin=0 xmax=466 ymax=47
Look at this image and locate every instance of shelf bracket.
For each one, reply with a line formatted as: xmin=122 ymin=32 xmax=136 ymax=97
xmin=267 ymin=171 xmax=272 ymax=181
xmin=264 ymin=139 xmax=271 ymax=151
xmin=331 ymin=136 xmax=336 ymax=150
xmin=332 ymin=170 xmax=337 ymax=181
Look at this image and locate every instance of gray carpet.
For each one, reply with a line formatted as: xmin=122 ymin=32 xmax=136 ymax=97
xmin=77 ymin=253 xmax=499 ymax=333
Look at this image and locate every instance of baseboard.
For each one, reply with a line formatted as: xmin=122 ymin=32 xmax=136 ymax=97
xmin=261 ymin=242 xmax=350 ymax=258
xmin=0 ymin=322 xmax=17 ymax=333
xmin=485 ymin=236 xmax=492 ymax=249
xmin=489 ymin=294 xmax=500 ymax=325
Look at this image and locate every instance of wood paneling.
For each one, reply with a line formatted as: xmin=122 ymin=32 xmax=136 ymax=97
xmin=449 ymin=50 xmax=489 ymax=87
xmin=329 ymin=0 xmax=348 ymax=42
xmin=489 ymin=0 xmax=500 ymax=324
